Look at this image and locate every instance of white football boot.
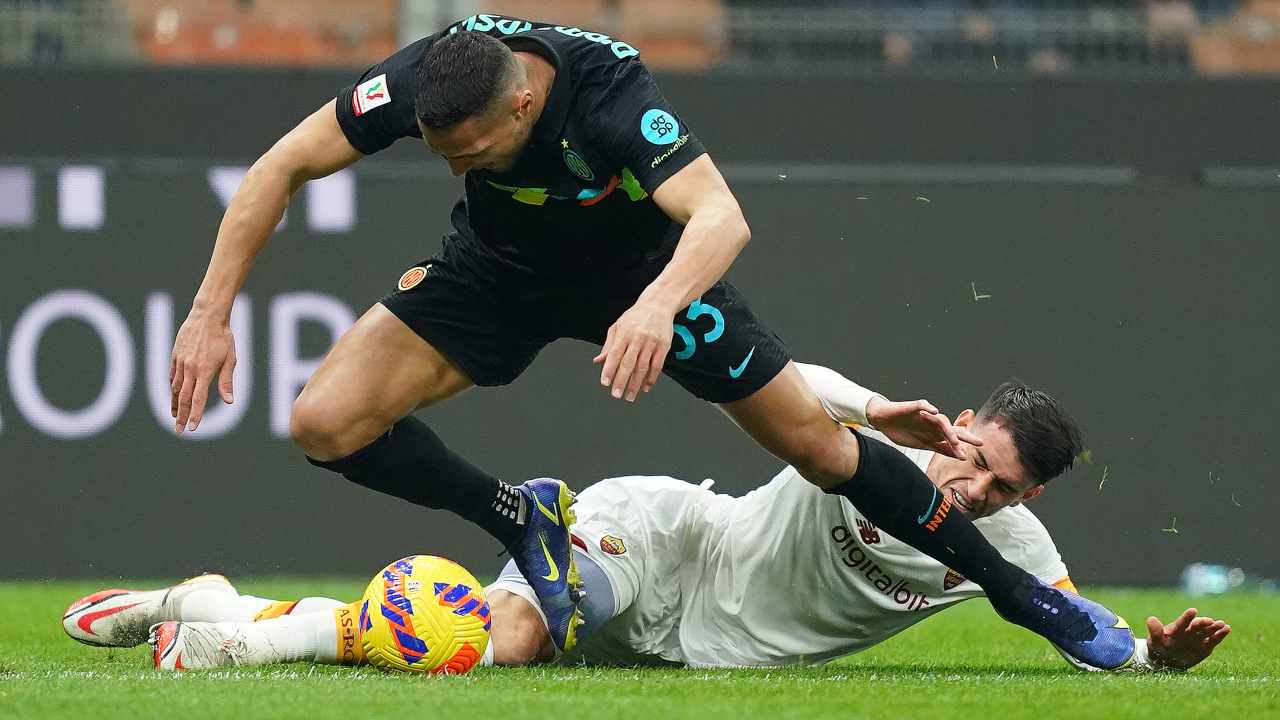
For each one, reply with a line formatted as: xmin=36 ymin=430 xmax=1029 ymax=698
xmin=62 ymin=573 xmax=236 ymax=648
xmin=149 ymin=621 xmax=279 ymax=670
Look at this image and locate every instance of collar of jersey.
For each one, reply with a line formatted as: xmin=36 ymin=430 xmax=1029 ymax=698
xmin=501 ymin=33 xmax=572 ymax=149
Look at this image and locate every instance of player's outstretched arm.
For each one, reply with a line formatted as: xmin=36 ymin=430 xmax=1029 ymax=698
xmin=171 ymin=100 xmax=363 ymax=433
xmin=794 ymin=362 xmax=981 ymax=460
xmin=594 ymin=154 xmax=750 ymax=403
xmin=1140 ymin=607 xmax=1231 ymax=671
xmin=1051 ymin=605 xmax=1231 ymax=672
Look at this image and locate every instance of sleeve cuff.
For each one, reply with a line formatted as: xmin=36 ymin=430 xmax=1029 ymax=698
xmin=794 ymin=362 xmax=885 ymax=428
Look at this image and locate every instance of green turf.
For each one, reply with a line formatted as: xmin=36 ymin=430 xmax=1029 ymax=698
xmin=1 ymin=579 xmax=1276 ymax=720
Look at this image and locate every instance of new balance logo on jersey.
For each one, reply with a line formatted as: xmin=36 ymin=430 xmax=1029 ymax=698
xmin=831 ymin=524 xmax=931 ymax=611
xmin=855 ymin=518 xmax=881 ymax=545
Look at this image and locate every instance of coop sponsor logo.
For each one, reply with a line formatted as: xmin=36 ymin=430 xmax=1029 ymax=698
xmin=830 ymin=524 xmax=931 ymax=611
xmin=650 ymin=134 xmax=690 ymax=168
xmin=0 ymin=289 xmax=356 ymax=440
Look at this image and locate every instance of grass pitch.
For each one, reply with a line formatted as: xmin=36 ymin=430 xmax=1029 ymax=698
xmin=1 ymin=579 xmax=1277 ymax=720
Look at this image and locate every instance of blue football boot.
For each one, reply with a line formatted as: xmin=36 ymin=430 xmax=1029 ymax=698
xmin=1004 ymin=580 xmax=1136 ymax=671
xmin=510 ymin=478 xmax=584 ymax=652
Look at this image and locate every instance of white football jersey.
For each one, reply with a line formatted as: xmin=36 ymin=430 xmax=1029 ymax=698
xmin=558 ymin=430 xmax=1071 ymax=668
xmin=669 ymin=436 xmax=1069 ymax=667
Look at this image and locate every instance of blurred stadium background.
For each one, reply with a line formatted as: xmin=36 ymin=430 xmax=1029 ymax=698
xmin=0 ymin=1 xmax=1276 ymax=593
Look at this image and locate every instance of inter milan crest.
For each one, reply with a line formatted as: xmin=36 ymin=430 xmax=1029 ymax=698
xmin=561 ymin=139 xmax=595 ymax=181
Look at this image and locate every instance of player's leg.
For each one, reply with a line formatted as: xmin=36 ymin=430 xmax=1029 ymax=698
xmin=294 ymin=254 xmax=584 ymax=651
xmin=150 ymin=600 xmax=366 ymax=671
xmin=668 ymin=284 xmax=1133 ymax=668
xmin=729 ymin=369 xmax=1134 ymax=666
xmin=487 ymin=590 xmax=555 ymax=665
xmin=487 ymin=552 xmax=621 ymax=666
xmin=290 ymin=302 xmax=523 ymax=551
xmin=62 ymin=574 xmax=352 ymax=648
xmin=62 ymin=574 xmax=237 ymax=647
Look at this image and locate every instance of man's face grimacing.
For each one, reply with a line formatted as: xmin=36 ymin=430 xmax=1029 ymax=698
xmin=419 ymin=88 xmax=536 ymax=176
xmin=927 ymin=409 xmax=1045 ymax=519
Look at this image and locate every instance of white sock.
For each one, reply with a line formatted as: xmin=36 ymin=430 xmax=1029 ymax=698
xmin=291 ymin=597 xmax=346 ymax=615
xmin=177 ymin=590 xmax=272 ymax=622
xmin=241 ymin=613 xmax=334 ymax=664
xmin=481 ymin=638 xmax=495 ymax=666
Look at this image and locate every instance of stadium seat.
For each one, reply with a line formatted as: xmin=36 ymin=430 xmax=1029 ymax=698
xmin=1192 ymin=0 xmax=1280 ymax=75
xmin=122 ymin=0 xmax=397 ymax=66
xmin=617 ymin=0 xmax=724 ymax=70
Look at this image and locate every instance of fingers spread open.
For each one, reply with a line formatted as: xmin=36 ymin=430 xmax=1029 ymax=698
xmin=1170 ymin=607 xmax=1198 ymax=634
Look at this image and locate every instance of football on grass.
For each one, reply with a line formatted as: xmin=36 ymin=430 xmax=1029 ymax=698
xmin=359 ymin=555 xmax=492 ymax=673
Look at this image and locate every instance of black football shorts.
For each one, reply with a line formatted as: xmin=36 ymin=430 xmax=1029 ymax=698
xmin=379 ymin=236 xmax=791 ymax=404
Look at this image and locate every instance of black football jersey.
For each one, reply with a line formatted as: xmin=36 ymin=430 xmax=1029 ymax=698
xmin=335 ymin=14 xmax=708 ymax=278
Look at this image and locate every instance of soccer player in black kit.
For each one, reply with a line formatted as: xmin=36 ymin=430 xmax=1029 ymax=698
xmin=168 ymin=14 xmax=1135 ymax=667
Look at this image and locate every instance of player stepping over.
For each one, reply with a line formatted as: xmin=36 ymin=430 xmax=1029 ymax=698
xmin=510 ymin=478 xmax=585 ymax=652
xmin=62 ymin=574 xmax=235 ymax=648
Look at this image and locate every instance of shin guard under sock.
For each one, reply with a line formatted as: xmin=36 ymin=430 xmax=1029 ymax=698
xmin=307 ymin=416 xmax=524 ymax=547
xmin=826 ymin=430 xmax=1039 ymax=621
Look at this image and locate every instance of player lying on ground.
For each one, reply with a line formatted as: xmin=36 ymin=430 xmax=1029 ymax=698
xmin=63 ymin=365 xmax=1230 ymax=671
xmin=165 ymin=12 xmax=1132 ymax=661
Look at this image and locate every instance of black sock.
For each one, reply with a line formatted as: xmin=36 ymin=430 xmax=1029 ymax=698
xmin=307 ymin=416 xmax=526 ymax=548
xmin=826 ymin=431 xmax=1041 ymax=623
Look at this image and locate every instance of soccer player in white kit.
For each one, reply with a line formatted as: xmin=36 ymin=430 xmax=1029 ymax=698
xmin=62 ymin=364 xmax=1230 ymax=672
xmin=483 ymin=364 xmax=1229 ymax=670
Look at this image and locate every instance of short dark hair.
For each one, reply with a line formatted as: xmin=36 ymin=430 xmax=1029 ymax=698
xmin=415 ymin=31 xmax=518 ymax=129
xmin=976 ymin=380 xmax=1083 ymax=485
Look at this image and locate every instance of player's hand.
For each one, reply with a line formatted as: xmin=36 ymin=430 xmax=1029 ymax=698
xmin=1145 ymin=608 xmax=1231 ymax=670
xmin=169 ymin=308 xmax=237 ymax=433
xmin=866 ymin=397 xmax=982 ymax=460
xmin=593 ymin=299 xmax=674 ymax=402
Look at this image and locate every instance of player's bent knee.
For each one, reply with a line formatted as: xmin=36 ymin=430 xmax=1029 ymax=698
xmin=289 ymin=392 xmax=377 ymax=461
xmin=779 ymin=423 xmax=857 ymax=490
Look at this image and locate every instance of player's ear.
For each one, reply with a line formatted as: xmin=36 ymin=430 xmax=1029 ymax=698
xmin=512 ymin=88 xmax=534 ymax=120
xmin=1020 ymin=484 xmax=1045 ymax=503
xmin=955 ymin=409 xmax=976 ymax=427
